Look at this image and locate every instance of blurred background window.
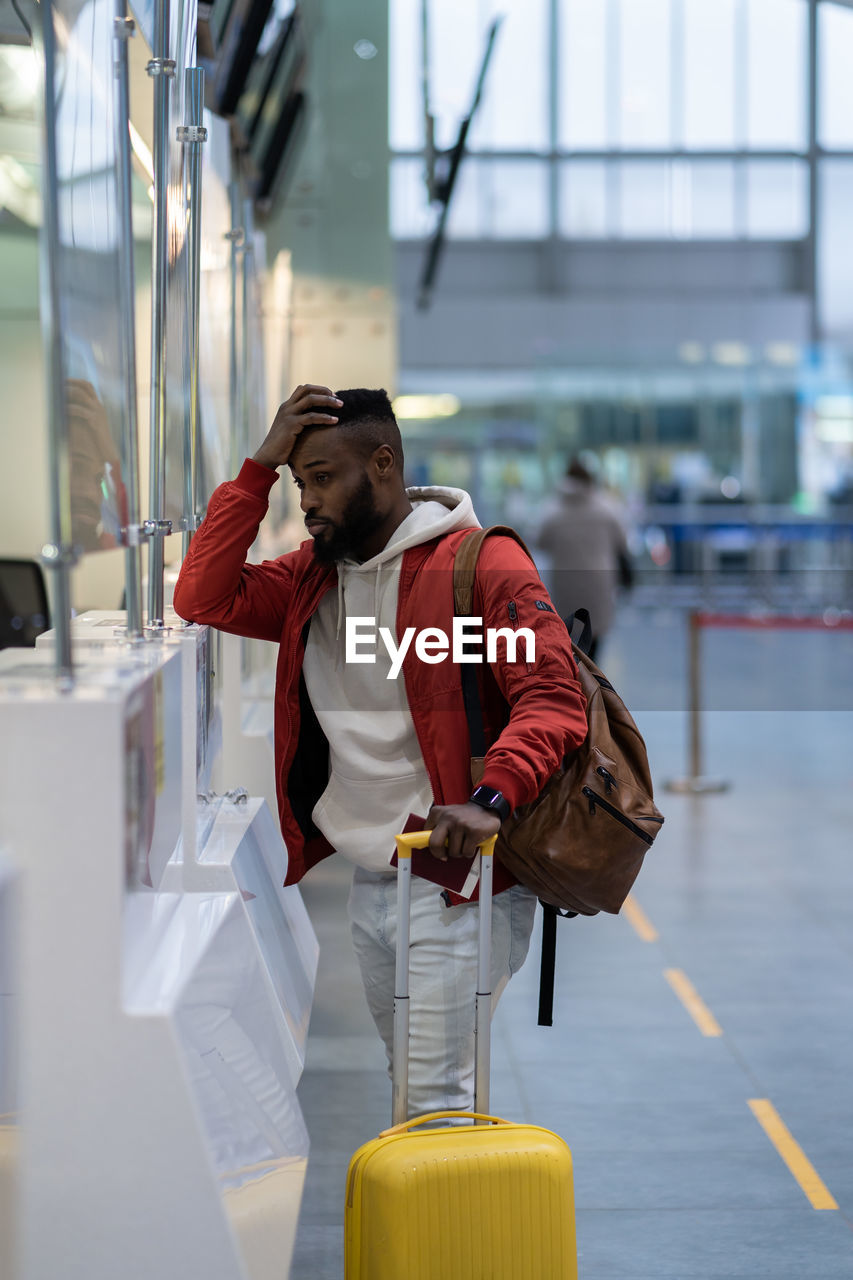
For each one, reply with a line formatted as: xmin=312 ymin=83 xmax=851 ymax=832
xmin=390 ymin=0 xmax=824 ymax=244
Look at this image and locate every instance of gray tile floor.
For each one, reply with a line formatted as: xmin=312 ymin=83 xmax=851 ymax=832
xmin=290 ymin=611 xmax=853 ymax=1278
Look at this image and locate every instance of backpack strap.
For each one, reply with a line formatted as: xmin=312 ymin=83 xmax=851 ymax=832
xmin=537 ymin=903 xmax=578 ymax=1027
xmin=453 ymin=526 xmax=577 ymax=1028
xmin=453 ymin=525 xmax=535 ymax=757
xmin=564 ymin=607 xmax=593 ymax=656
xmin=452 ymin=525 xmax=535 ymax=618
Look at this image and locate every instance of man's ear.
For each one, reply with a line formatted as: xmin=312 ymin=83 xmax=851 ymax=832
xmin=372 ymin=444 xmax=396 ymax=479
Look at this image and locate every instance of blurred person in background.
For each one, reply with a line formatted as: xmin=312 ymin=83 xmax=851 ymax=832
xmin=537 ymin=457 xmax=633 ymax=663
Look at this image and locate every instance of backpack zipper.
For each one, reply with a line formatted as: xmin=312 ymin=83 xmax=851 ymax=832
xmin=596 ymin=765 xmax=616 ymax=794
xmin=581 ymin=786 xmax=662 ymax=845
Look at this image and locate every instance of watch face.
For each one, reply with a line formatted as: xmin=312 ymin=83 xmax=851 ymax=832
xmin=471 ymin=786 xmax=509 ymax=819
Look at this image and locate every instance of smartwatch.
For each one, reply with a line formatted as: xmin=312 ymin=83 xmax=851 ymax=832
xmin=468 ymin=784 xmax=511 ymax=823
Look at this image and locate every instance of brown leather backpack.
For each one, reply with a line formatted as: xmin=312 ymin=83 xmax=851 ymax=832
xmin=453 ymin=527 xmax=665 ymax=919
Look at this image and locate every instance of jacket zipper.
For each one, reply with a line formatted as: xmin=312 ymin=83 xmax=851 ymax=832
xmin=506 ymin=599 xmax=533 ymax=673
xmin=581 ymin=786 xmax=662 ymax=845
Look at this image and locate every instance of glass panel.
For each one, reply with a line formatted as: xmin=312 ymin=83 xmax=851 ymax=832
xmin=558 ymin=0 xmax=608 ymax=148
xmin=687 ymin=161 xmax=737 ymax=237
xmin=683 ymin=0 xmax=737 ymax=149
xmin=619 ymin=161 xmax=670 ymax=237
xmin=746 ymin=0 xmax=807 ymax=150
xmin=427 ymin=0 xmax=481 ymax=151
xmin=390 ymin=156 xmax=435 ymax=238
xmin=444 ymin=157 xmax=483 ymax=237
xmin=559 ymin=160 xmax=608 ymax=236
xmin=162 ymin=3 xmax=197 ymax=534
xmin=389 ymin=0 xmax=422 ymax=149
xmin=817 ymin=160 xmax=853 ymax=335
xmin=483 ymin=160 xmax=549 ymax=237
xmin=44 ymin=0 xmax=194 ymax=556
xmin=199 ymin=116 xmax=237 ymax=494
xmin=49 ymin=0 xmax=127 ymax=554
xmin=468 ymin=0 xmax=550 ymax=152
xmin=818 ymin=1 xmax=853 ymax=149
xmin=618 ymin=0 xmax=672 ymax=148
xmin=423 ymin=0 xmax=548 ymax=152
xmin=745 ymin=160 xmax=808 ymax=237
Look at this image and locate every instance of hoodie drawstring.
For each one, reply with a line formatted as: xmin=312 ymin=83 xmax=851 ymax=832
xmin=334 ymin=569 xmax=345 ymax=667
xmin=333 ymin=563 xmax=383 ymax=667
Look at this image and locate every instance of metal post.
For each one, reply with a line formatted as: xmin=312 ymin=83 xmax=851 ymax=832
xmin=227 ymin=182 xmax=244 ymax=479
xmin=179 ymin=68 xmax=207 ymax=557
xmin=474 ymin=842 xmax=494 ymax=1116
xmin=146 ymin=0 xmax=175 ymax=627
xmin=806 ymin=0 xmax=819 ymax=345
xmin=37 ymin=0 xmax=76 ymax=687
xmin=391 ymin=842 xmax=412 ymax=1127
xmin=241 ymin=199 xmax=252 ymax=465
xmin=664 ymin=611 xmax=729 ymax=794
xmin=113 ymin=4 xmax=144 ymax=640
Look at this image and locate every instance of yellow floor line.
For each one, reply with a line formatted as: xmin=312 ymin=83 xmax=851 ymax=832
xmin=622 ymin=894 xmax=659 ymax=942
xmin=749 ymin=1099 xmax=838 ymax=1211
xmin=664 ymin=968 xmax=723 ymax=1037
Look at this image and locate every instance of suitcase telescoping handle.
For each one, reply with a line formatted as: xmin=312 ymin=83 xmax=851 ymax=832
xmin=391 ymin=831 xmax=497 ymax=1127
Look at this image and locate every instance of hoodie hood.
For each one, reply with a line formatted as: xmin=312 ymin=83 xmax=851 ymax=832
xmin=344 ymin=485 xmax=479 ymax=567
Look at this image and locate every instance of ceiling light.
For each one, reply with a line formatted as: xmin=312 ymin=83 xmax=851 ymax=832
xmin=814 ymin=418 xmax=853 ymax=445
xmin=815 ymin=395 xmax=853 ymax=418
xmin=393 ymin=394 xmax=460 ymax=420
xmin=764 ymin=342 xmax=799 ymax=367
xmin=678 ymin=342 xmax=705 ymax=364
xmin=711 ymin=342 xmax=751 ymax=367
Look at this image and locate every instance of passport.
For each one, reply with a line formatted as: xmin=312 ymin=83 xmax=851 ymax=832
xmin=389 ymin=813 xmax=481 ymax=900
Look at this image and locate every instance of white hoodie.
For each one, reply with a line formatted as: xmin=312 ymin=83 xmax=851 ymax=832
xmin=301 ymin=486 xmax=479 ymax=873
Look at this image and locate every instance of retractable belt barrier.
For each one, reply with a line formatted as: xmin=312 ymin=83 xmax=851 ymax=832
xmin=664 ymin=609 xmax=853 ymax=795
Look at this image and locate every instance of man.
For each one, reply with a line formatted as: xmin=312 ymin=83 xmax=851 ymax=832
xmin=174 ymin=384 xmax=586 ymax=1116
xmin=537 ymin=457 xmax=633 ymax=663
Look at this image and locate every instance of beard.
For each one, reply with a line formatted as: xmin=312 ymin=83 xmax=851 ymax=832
xmin=309 ymin=472 xmax=386 ymax=565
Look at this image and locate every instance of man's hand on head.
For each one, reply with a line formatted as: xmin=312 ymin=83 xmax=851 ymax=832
xmin=425 ymin=803 xmax=501 ymax=862
xmin=252 ymin=384 xmax=343 ymax=470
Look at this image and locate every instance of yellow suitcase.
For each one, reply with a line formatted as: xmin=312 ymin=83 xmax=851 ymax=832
xmin=344 ymin=833 xmax=577 ymax=1280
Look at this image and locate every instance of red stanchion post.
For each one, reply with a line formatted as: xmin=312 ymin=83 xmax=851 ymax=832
xmin=664 ymin=610 xmax=730 ymax=795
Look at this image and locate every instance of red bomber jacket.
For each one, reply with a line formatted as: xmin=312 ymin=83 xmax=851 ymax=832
xmin=173 ymin=459 xmax=588 ymax=892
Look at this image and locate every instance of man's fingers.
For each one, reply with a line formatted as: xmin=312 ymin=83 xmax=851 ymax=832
xmin=427 ymin=818 xmax=451 ymax=862
xmin=298 ymin=412 xmax=340 ymax=427
xmin=289 ymin=384 xmax=341 ymax=409
xmin=297 ymin=392 xmax=343 ymax=414
xmin=446 ymin=824 xmax=468 ymax=860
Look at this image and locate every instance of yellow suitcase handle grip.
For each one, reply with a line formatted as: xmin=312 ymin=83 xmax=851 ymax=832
xmin=380 ymin=1110 xmax=509 ymax=1137
xmin=393 ymin=831 xmax=497 ymax=859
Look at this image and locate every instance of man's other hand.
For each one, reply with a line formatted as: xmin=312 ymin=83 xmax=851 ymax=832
xmin=252 ymin=384 xmax=343 ymax=470
xmin=425 ymin=803 xmax=500 ymax=862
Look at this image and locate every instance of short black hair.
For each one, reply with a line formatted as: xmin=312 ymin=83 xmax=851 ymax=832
xmin=332 ymin=388 xmax=404 ymax=470
xmin=567 ymin=456 xmax=594 ymax=484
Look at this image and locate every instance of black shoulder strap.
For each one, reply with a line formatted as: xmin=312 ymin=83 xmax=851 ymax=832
xmin=564 ymin=607 xmax=593 ymax=656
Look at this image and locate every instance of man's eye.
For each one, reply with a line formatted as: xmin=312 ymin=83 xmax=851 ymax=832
xmin=315 ymin=473 xmax=329 ymax=484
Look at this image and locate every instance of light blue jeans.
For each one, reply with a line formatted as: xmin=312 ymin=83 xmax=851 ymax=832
xmin=348 ymin=867 xmax=538 ymax=1117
